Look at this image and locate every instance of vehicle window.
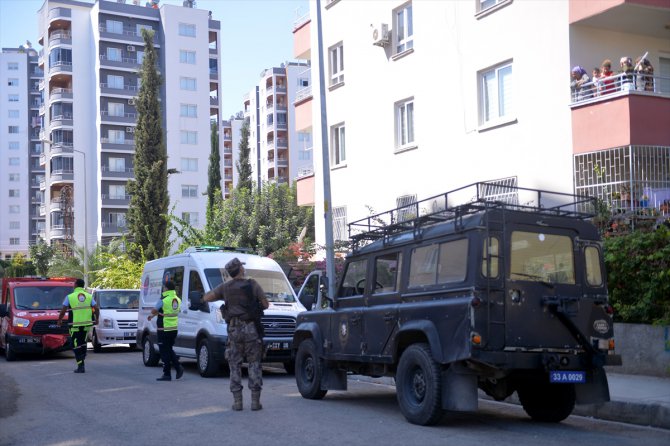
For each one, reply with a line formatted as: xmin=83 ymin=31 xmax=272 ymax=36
xmin=437 ymin=239 xmax=468 ymax=283
xmin=95 ymin=290 xmax=140 ymax=309
xmin=510 ymin=231 xmax=575 ymax=284
xmin=188 ymin=270 xmax=205 ymax=295
xmin=373 ymin=252 xmax=402 ymax=294
xmin=584 ymin=246 xmax=603 ymax=286
xmin=408 ymin=244 xmax=438 ymax=287
xmin=204 ymin=268 xmax=296 ymax=303
xmin=339 ymin=259 xmax=368 ymax=297
xmin=163 ymin=267 xmax=185 ymax=298
xmin=14 ymin=286 xmax=73 ymax=310
xmin=482 ymin=236 xmax=499 ymax=278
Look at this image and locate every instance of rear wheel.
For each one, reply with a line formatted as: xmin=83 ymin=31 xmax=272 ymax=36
xmin=92 ymin=331 xmax=102 ymax=353
xmin=295 ymin=339 xmax=327 ymax=399
xmin=396 ymin=343 xmax=443 ymax=426
xmin=142 ymin=336 xmax=160 ymax=367
xmin=517 ymin=380 xmax=576 ymax=422
xmin=197 ymin=338 xmax=220 ymax=377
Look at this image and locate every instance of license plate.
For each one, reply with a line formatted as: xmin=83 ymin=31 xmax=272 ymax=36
xmin=550 ymin=371 xmax=586 ymax=383
xmin=124 ymin=332 xmax=134 ymax=337
xmin=267 ymin=342 xmax=289 ymax=351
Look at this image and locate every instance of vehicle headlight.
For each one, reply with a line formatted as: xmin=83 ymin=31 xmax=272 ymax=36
xmin=102 ymin=318 xmax=113 ymax=328
xmin=13 ymin=317 xmax=30 ymax=328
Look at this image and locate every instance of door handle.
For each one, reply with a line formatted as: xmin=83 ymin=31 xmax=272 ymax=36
xmin=350 ymin=316 xmax=360 ymax=324
xmin=383 ymin=313 xmax=394 ymax=322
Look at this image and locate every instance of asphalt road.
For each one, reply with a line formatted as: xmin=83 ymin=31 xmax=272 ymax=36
xmin=1 ymin=347 xmax=669 ymax=446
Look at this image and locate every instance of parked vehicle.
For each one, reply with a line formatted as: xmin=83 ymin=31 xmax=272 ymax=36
xmin=88 ymin=289 xmax=140 ymax=352
xmin=137 ymin=246 xmax=305 ymax=377
xmin=294 ymin=182 xmax=622 ymax=425
xmin=0 ymin=277 xmax=76 ymax=361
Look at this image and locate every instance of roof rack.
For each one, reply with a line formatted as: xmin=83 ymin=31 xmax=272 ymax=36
xmin=183 ymin=246 xmax=254 ymax=254
xmin=347 ymin=182 xmax=597 ymax=252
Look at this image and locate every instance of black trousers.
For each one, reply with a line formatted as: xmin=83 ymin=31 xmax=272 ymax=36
xmin=157 ymin=330 xmax=180 ymax=375
xmin=70 ymin=326 xmax=89 ymax=364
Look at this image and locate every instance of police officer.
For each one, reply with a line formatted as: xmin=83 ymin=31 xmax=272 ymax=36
xmin=203 ymin=257 xmax=269 ymax=411
xmin=148 ymin=280 xmax=184 ymax=381
xmin=57 ymin=278 xmax=99 ymax=373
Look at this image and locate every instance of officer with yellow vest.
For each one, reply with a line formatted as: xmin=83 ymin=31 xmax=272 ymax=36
xmin=148 ymin=280 xmax=184 ymax=381
xmin=57 ymin=278 xmax=99 ymax=373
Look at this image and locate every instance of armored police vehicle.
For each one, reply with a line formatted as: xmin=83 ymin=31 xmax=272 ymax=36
xmin=293 ymin=182 xmax=621 ymax=425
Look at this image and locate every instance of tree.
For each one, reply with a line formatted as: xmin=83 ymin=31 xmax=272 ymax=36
xmin=91 ymin=243 xmax=145 ymax=289
xmin=126 ymin=28 xmax=169 ymax=261
xmin=236 ymin=120 xmax=253 ymax=191
xmin=29 ymin=238 xmax=54 ymax=276
xmin=206 ymin=120 xmax=222 ymax=233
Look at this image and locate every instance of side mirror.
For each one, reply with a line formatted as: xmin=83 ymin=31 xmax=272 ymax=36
xmin=298 ymin=290 xmax=315 ymax=312
xmin=188 ymin=291 xmax=210 ymax=313
xmin=0 ymin=304 xmax=8 ymax=318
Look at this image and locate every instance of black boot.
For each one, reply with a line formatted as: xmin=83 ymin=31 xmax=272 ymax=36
xmin=176 ymin=363 xmax=184 ymax=380
xmin=156 ymin=374 xmax=171 ymax=381
xmin=74 ymin=362 xmax=85 ymax=373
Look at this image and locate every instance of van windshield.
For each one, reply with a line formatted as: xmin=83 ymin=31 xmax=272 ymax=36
xmin=204 ymin=268 xmax=296 ymax=303
xmin=14 ymin=286 xmax=73 ymax=310
xmin=95 ymin=290 xmax=140 ymax=309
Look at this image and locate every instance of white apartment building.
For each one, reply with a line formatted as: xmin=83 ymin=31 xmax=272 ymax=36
xmin=294 ymin=0 xmax=670 ymax=248
xmin=36 ymin=0 xmax=221 ymax=250
xmin=0 ymin=47 xmax=45 ymax=259
xmin=243 ymin=62 xmax=313 ymax=188
xmin=220 ymin=116 xmax=244 ymax=197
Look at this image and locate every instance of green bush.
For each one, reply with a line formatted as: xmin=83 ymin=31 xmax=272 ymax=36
xmin=603 ymin=225 xmax=670 ymax=325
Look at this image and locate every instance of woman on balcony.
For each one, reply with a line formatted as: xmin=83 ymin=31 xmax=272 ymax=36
xmin=634 ymin=57 xmax=655 ymax=92
xmin=570 ymin=66 xmax=592 ymax=101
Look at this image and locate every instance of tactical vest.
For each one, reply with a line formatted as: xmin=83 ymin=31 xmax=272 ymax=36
xmin=67 ymin=287 xmax=93 ymax=328
xmin=160 ymin=290 xmax=180 ymax=331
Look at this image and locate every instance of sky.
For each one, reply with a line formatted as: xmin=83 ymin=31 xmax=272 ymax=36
xmin=0 ymin=0 xmax=308 ymax=118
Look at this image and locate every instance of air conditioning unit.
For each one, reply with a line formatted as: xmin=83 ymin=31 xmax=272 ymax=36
xmin=126 ymin=127 xmax=135 ymax=133
xmin=127 ymin=45 xmax=136 ymax=52
xmin=372 ymin=23 xmax=390 ymax=47
xmin=128 ymin=98 xmax=135 ymax=105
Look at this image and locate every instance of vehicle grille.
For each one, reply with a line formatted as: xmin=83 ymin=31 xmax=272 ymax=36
xmin=117 ymin=320 xmax=138 ymax=330
xmin=262 ymin=315 xmax=295 ymax=337
xmin=32 ymin=320 xmax=69 ymax=335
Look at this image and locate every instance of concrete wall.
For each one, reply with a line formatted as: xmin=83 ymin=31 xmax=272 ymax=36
xmin=607 ymin=323 xmax=670 ymax=377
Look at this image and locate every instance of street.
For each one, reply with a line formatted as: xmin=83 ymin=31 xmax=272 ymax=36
xmin=0 ymin=348 xmax=668 ymax=446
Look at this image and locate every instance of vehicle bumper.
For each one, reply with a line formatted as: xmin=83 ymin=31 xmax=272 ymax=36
xmin=470 ymin=349 xmax=622 ymax=373
xmin=95 ymin=327 xmax=137 ymax=345
xmin=6 ymin=333 xmax=72 ymax=354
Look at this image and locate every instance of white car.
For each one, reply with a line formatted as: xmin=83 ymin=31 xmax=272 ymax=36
xmin=89 ymin=289 xmax=140 ymax=352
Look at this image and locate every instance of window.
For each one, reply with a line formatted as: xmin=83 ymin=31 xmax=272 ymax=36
xmin=108 ymin=129 xmax=125 ymax=144
xmin=179 ymin=23 xmax=196 ymax=37
xmin=509 ymin=231 xmax=575 ymax=284
xmin=9 ymin=157 xmax=20 ymax=166
xmin=482 ymin=236 xmax=500 ymax=278
xmin=8 ymin=78 xmax=18 ymax=87
xmin=8 ymin=126 xmax=19 ymax=134
xmin=107 ymin=74 xmax=124 ymax=89
xmin=9 ymin=173 xmax=20 ymax=181
xmin=109 ymin=157 xmax=126 ymax=172
xmin=10 ymin=238 xmax=20 ymax=245
xmin=477 ymin=0 xmax=510 ymax=13
xmin=182 ymin=212 xmax=199 ymax=226
xmin=180 ymin=77 xmax=196 ymax=90
xmin=9 ymin=221 xmax=20 ymax=230
xmin=373 ymin=252 xmax=402 ymax=294
xmin=395 ymin=98 xmax=415 ymax=149
xmin=108 ymin=102 xmax=124 ymax=117
xmin=180 ymin=131 xmax=197 ymax=145
xmin=479 ymin=61 xmax=513 ymax=125
xmin=137 ymin=51 xmax=145 ymax=65
xmin=8 ymin=110 xmax=19 ymax=118
xmin=298 ymin=78 xmax=309 ymax=87
xmin=339 ymin=259 xmax=367 ymax=297
xmin=182 ymin=185 xmax=198 ymax=198
xmin=109 ymin=184 xmax=126 ymax=199
xmin=329 ymin=43 xmax=344 ymax=85
xmin=106 ymin=20 xmax=123 ymax=34
xmin=330 ymin=123 xmax=345 ymax=165
xmin=395 ymin=3 xmax=413 ymax=54
xmin=180 ymin=50 xmax=196 ymax=64
xmin=109 ymin=212 xmax=127 ymax=227
xmin=585 ymin=246 xmax=603 ymax=286
xmin=181 ymin=158 xmax=198 ymax=172
xmin=180 ymin=104 xmax=197 ymax=118
xmin=9 ymin=141 xmax=19 ymax=150
xmin=137 ymin=24 xmax=153 ymax=35
xmin=8 ymin=94 xmax=19 ymax=102
xmin=107 ymin=47 xmax=122 ymax=62
xmin=333 ymin=206 xmax=347 ymax=241
xmin=408 ymin=238 xmax=468 ymax=288
xmin=7 ymin=62 xmax=18 ymax=70
xmin=9 ymin=205 xmax=20 ymax=214
xmin=9 ymin=190 xmax=20 ymax=198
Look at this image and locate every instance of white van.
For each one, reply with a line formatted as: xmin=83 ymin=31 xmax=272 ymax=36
xmin=88 ymin=289 xmax=140 ymax=352
xmin=136 ymin=246 xmax=305 ymax=377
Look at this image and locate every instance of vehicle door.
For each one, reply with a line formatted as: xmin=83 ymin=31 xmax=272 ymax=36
xmin=505 ymin=226 xmax=582 ymax=349
xmin=0 ymin=285 xmax=10 ymax=349
xmin=329 ymin=258 xmax=367 ymax=360
xmin=362 ymin=251 xmax=402 ymax=359
xmin=175 ymin=267 xmax=206 ymax=358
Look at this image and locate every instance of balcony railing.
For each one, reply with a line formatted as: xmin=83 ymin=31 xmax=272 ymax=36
xmin=49 ymin=61 xmax=72 ymax=74
xmin=100 ymin=110 xmax=137 ymax=120
xmin=99 ymin=55 xmax=140 ymax=67
xmin=571 ymin=73 xmax=670 ymax=105
xmin=295 ymin=85 xmax=312 ymax=103
xmin=100 ymin=83 xmax=138 ymax=95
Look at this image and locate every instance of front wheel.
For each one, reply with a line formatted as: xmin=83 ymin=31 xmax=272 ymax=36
xmin=92 ymin=331 xmax=102 ymax=353
xmin=142 ymin=336 xmax=160 ymax=367
xmin=517 ymin=380 xmax=576 ymax=422
xmin=5 ymin=341 xmax=17 ymax=362
xmin=197 ymin=338 xmax=220 ymax=377
xmin=396 ymin=343 xmax=443 ymax=426
xmin=295 ymin=339 xmax=327 ymax=399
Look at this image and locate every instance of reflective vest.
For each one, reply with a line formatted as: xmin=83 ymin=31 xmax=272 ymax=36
xmin=67 ymin=287 xmax=93 ymax=328
xmin=160 ymin=290 xmax=180 ymax=331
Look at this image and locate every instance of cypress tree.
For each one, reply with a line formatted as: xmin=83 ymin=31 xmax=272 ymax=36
xmin=236 ymin=120 xmax=253 ymax=191
xmin=206 ymin=120 xmax=221 ymax=230
xmin=126 ymin=28 xmax=168 ymax=261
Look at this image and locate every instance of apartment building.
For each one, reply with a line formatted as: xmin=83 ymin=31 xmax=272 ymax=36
xmin=0 ymin=46 xmax=45 ymax=259
xmin=243 ymin=62 xmax=313 ymax=188
xmin=293 ymin=0 xmax=670 ymax=248
xmin=36 ymin=0 xmax=221 ymax=250
xmin=220 ymin=116 xmax=244 ymax=198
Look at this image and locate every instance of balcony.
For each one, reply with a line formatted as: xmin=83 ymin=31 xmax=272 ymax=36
xmin=101 ymin=194 xmax=131 ymax=206
xmin=48 ymin=30 xmax=72 ymax=47
xmin=39 ymin=179 xmax=46 ymax=190
xmin=222 ymin=146 xmax=233 ymax=155
xmin=101 ymin=138 xmax=135 ymax=152
xmin=48 ymin=61 xmax=72 ymax=76
xmin=268 ymin=158 xmax=288 ymax=169
xmin=100 ymin=110 xmax=137 ymax=124
xmin=101 ymin=166 xmax=134 ymax=179
xmin=571 ymin=73 xmax=670 ymax=153
xmin=50 ymin=142 xmax=74 ymax=155
xmin=100 ymin=83 xmax=138 ymax=96
xmin=50 ymin=199 xmax=63 ymax=212
xmin=292 ymin=13 xmax=311 ymax=60
xmin=102 ymin=222 xmax=127 ymax=234
xmin=48 ymin=7 xmax=71 ymax=22
xmin=50 ymin=169 xmax=74 ymax=183
xmin=99 ymin=55 xmax=140 ymax=71
xmin=98 ymin=26 xmax=159 ymax=46
xmin=49 ymin=87 xmax=73 ymax=102
xmin=210 ymin=96 xmax=219 ymax=107
xmin=51 ymin=224 xmax=66 ymax=237
xmin=31 ymin=68 xmax=44 ymax=78
xmin=40 ymin=205 xmax=46 ymax=217
xmin=209 ymin=68 xmax=218 ymax=80
xmin=50 ymin=113 xmax=74 ymax=128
